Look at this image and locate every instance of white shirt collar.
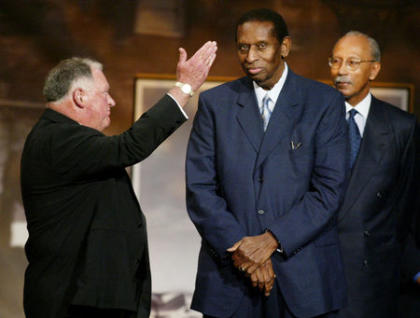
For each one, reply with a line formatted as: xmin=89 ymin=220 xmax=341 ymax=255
xmin=253 ymin=63 xmax=288 ymax=107
xmin=345 ymin=93 xmax=371 ymax=119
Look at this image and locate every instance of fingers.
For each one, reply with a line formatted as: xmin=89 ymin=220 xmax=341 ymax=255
xmin=192 ymin=41 xmax=217 ymax=60
xmin=244 ymin=259 xmax=276 ymax=297
xmin=178 ymin=47 xmax=187 ymax=64
xmin=206 ymin=52 xmax=217 ymax=68
xmin=263 ymin=259 xmax=276 ymax=297
xmin=245 ymin=263 xmax=259 ymax=276
xmin=227 ymin=240 xmax=241 ymax=252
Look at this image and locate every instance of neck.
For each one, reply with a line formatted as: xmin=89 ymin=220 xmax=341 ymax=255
xmin=347 ymin=84 xmax=370 ymax=106
xmin=48 ymin=99 xmax=80 ymax=123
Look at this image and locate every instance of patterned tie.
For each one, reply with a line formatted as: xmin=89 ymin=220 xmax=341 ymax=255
xmin=261 ymin=94 xmax=272 ymax=131
xmin=348 ymin=109 xmax=361 ymax=169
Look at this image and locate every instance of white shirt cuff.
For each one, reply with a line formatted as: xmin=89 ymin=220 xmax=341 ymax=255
xmin=166 ymin=93 xmax=189 ymax=119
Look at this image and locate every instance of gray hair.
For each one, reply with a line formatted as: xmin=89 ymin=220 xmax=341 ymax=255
xmin=343 ymin=31 xmax=381 ymax=62
xmin=43 ymin=57 xmax=103 ymax=102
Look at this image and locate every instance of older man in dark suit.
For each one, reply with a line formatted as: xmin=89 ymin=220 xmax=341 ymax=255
xmin=186 ymin=8 xmax=348 ymax=318
xmin=20 ymin=41 xmax=217 ymax=318
xmin=329 ymin=31 xmax=417 ymax=318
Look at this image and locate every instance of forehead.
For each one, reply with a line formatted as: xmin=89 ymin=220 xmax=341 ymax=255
xmin=237 ymin=20 xmax=277 ymax=43
xmin=333 ymin=35 xmax=372 ymax=58
xmin=91 ymin=68 xmax=109 ymax=90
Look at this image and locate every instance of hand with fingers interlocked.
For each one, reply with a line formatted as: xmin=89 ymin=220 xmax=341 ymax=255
xmin=227 ymin=231 xmax=279 ymax=296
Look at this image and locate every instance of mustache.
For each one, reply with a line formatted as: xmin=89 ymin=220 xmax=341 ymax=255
xmin=334 ymin=76 xmax=352 ymax=84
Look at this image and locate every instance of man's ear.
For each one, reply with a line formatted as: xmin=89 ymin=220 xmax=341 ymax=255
xmin=280 ymin=36 xmax=292 ymax=58
xmin=72 ymin=88 xmax=86 ymax=108
xmin=369 ymin=62 xmax=381 ymax=81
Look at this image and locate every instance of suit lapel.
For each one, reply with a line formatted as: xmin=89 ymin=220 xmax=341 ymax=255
xmin=338 ymin=97 xmax=391 ymax=220
xmin=236 ymin=77 xmax=265 ymax=152
xmin=256 ymin=71 xmax=300 ymax=168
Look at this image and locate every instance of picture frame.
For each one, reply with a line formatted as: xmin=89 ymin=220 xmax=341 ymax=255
xmin=369 ymin=82 xmax=414 ymax=112
xmin=132 ymin=73 xmax=232 ymax=295
xmin=0 ymin=99 xmax=45 ymax=248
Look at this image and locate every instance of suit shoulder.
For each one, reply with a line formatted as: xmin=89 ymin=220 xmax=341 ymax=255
xmin=294 ymin=74 xmax=339 ymax=97
xmin=375 ymin=97 xmax=416 ymax=126
xmin=199 ymin=77 xmax=247 ymax=100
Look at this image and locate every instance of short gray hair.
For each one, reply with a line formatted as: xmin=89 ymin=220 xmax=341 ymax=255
xmin=343 ymin=31 xmax=381 ymax=62
xmin=43 ymin=57 xmax=103 ymax=102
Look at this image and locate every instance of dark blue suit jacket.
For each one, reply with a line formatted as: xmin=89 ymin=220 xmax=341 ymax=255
xmin=186 ymin=70 xmax=349 ymax=318
xmin=336 ymin=97 xmax=417 ymax=318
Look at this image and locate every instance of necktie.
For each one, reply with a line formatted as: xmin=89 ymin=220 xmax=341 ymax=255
xmin=261 ymin=94 xmax=272 ymax=131
xmin=348 ymin=109 xmax=361 ymax=169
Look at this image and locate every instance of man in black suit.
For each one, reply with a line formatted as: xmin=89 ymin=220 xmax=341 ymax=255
xmin=329 ymin=31 xmax=417 ymax=318
xmin=20 ymin=41 xmax=217 ymax=318
xmin=399 ymin=126 xmax=420 ymax=317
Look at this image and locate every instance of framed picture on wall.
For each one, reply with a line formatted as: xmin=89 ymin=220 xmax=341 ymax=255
xmin=132 ymin=74 xmax=232 ymax=314
xmin=370 ymin=82 xmax=414 ymax=112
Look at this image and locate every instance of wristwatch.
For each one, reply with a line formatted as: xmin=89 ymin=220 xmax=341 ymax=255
xmin=175 ymin=81 xmax=194 ymax=97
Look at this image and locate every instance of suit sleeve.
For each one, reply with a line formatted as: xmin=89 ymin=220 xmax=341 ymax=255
xmin=268 ymin=92 xmax=349 ymax=257
xmin=186 ymin=95 xmax=246 ymax=259
xmin=51 ymin=94 xmax=186 ymax=179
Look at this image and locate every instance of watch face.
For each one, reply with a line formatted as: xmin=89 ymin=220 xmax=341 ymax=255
xmin=175 ymin=82 xmax=193 ymax=96
xmin=182 ymin=84 xmax=192 ymax=94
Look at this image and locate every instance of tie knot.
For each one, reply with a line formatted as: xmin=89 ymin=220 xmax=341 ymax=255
xmin=263 ymin=94 xmax=271 ymax=106
xmin=349 ymin=109 xmax=358 ymax=118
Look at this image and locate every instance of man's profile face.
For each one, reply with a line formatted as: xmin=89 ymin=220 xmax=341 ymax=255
xmin=236 ymin=21 xmax=285 ymax=90
xmin=330 ymin=35 xmax=380 ymax=106
xmin=83 ymin=69 xmax=116 ymax=131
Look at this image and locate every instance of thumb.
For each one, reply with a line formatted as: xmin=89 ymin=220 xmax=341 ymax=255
xmin=227 ymin=240 xmax=241 ymax=252
xmin=178 ymin=47 xmax=187 ymax=64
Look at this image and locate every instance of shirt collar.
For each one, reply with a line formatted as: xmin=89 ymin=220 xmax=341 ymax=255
xmin=253 ymin=63 xmax=288 ymax=106
xmin=345 ymin=92 xmax=371 ymax=119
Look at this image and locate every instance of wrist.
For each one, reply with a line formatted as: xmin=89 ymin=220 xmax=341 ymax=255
xmin=265 ymin=229 xmax=284 ymax=254
xmin=175 ymin=81 xmax=194 ymax=97
xmin=264 ymin=230 xmax=280 ymax=251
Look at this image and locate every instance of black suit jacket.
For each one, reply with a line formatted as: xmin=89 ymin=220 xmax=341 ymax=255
xmin=336 ymin=96 xmax=416 ymax=318
xmin=20 ymin=95 xmax=186 ymax=318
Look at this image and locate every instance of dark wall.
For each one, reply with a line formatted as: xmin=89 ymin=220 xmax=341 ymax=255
xmin=0 ymin=0 xmax=419 ymax=135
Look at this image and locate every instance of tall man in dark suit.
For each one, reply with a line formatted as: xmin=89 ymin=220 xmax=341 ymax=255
xmin=186 ymin=8 xmax=348 ymax=318
xmin=20 ymin=41 xmax=217 ymax=318
xmin=329 ymin=31 xmax=417 ymax=318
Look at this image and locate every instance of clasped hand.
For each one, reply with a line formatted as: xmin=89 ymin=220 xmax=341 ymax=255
xmin=227 ymin=232 xmax=279 ymax=296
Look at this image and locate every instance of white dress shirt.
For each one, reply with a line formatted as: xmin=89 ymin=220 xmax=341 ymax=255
xmin=345 ymin=93 xmax=371 ymax=137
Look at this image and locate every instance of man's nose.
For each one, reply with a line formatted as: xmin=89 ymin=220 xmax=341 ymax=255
xmin=108 ymin=95 xmax=116 ymax=107
xmin=337 ymin=60 xmax=348 ymax=75
xmin=245 ymin=46 xmax=259 ymax=63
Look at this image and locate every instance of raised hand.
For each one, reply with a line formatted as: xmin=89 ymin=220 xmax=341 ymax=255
xmin=176 ymin=41 xmax=217 ymax=91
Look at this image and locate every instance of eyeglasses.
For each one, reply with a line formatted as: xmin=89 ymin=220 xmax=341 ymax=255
xmin=328 ymin=57 xmax=376 ymax=71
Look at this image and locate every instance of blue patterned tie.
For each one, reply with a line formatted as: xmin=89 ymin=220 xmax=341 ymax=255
xmin=261 ymin=94 xmax=272 ymax=131
xmin=348 ymin=109 xmax=361 ymax=169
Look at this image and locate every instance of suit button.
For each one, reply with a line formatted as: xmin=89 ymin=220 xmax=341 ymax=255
xmin=376 ymin=192 xmax=382 ymax=199
xmin=258 ymin=209 xmax=265 ymax=215
xmin=363 ymin=259 xmax=368 ymax=266
xmin=363 ymin=230 xmax=370 ymax=237
xmin=258 ymin=177 xmax=264 ymax=183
